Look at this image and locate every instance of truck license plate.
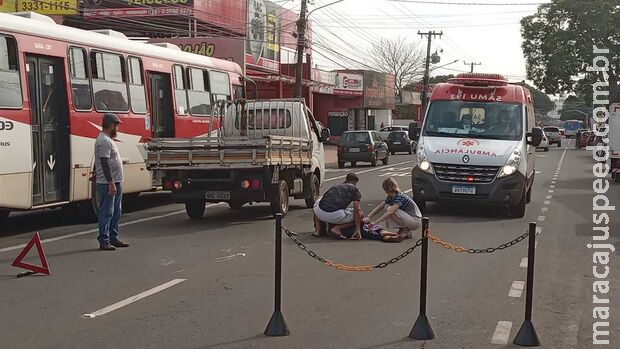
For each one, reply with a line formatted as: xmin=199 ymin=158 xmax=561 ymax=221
xmin=206 ymin=191 xmax=231 ymax=200
xmin=349 ymin=148 xmax=360 ymax=152
xmin=452 ymin=185 xmax=476 ymax=195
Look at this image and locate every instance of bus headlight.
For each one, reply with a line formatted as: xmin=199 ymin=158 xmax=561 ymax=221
xmin=498 ymin=149 xmax=522 ymax=178
xmin=416 ymin=144 xmax=434 ymax=174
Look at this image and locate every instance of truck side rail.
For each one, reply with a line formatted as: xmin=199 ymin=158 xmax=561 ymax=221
xmin=146 ymin=135 xmax=313 ymax=169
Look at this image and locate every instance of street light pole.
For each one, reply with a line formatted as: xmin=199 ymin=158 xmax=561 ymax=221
xmin=463 ymin=61 xmax=481 ymax=73
xmin=418 ymin=31 xmax=443 ymax=119
xmin=294 ymin=0 xmax=345 ymax=98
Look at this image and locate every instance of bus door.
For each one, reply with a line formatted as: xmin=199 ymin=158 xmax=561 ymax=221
xmin=148 ymin=72 xmax=174 ymax=138
xmin=26 ymin=55 xmax=70 ymax=206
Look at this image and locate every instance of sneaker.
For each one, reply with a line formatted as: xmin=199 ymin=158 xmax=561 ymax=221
xmin=99 ymin=243 xmax=116 ymax=251
xmin=111 ymin=240 xmax=130 ymax=248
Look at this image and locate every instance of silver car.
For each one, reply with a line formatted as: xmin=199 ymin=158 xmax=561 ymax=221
xmin=543 ymin=126 xmax=562 ymax=147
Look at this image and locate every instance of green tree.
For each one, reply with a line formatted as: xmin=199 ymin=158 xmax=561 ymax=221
xmin=521 ymin=0 xmax=620 ymax=104
xmin=524 ymin=83 xmax=555 ymax=116
xmin=560 ymin=95 xmax=590 ymax=121
xmin=428 ymin=74 xmax=455 ymax=84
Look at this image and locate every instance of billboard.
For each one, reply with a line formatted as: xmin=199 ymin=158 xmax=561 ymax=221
xmin=246 ymin=0 xmax=280 ymax=72
xmin=363 ymin=71 xmax=395 ymax=109
xmin=311 ymin=69 xmax=363 ymax=96
xmin=148 ymin=37 xmax=245 ymax=67
xmin=1 ymin=0 xmax=78 ymax=15
xmin=82 ymin=0 xmax=194 ymax=18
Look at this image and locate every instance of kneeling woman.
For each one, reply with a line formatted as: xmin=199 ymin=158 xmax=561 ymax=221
xmin=364 ymin=177 xmax=422 ymax=238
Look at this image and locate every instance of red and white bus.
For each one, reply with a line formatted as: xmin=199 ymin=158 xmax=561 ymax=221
xmin=0 ymin=12 xmax=244 ymax=223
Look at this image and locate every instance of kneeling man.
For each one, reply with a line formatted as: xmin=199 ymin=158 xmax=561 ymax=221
xmin=313 ymin=173 xmax=362 ymax=240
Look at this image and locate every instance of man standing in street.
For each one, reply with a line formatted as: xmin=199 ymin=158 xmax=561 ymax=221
xmin=94 ymin=113 xmax=130 ymax=251
xmin=313 ymin=173 xmax=363 ymax=240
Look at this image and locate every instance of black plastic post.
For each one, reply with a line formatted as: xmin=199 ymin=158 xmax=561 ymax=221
xmin=264 ymin=213 xmax=289 ymax=336
xmin=409 ymin=217 xmax=435 ymax=340
xmin=513 ymin=222 xmax=540 ymax=346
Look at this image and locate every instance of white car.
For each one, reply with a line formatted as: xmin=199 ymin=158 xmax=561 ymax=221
xmin=536 ymin=130 xmax=550 ymax=152
xmin=379 ymin=126 xmax=408 ymax=139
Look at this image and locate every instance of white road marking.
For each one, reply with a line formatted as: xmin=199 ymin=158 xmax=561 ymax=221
xmin=403 ymin=189 xmax=413 ymax=194
xmin=548 ymin=189 xmax=554 ymax=193
xmin=508 ymin=281 xmax=525 ymax=298
xmin=215 ymin=253 xmax=246 ymax=263
xmin=551 ymin=181 xmax=556 ymax=184
xmin=550 ymin=185 xmax=555 ymax=189
xmin=537 ymin=215 xmax=546 ymax=222
xmin=541 ymin=207 xmax=549 ymax=213
xmin=535 ymin=170 xmax=542 ymax=174
xmin=0 ymin=208 xmax=194 ymax=254
xmin=520 ymin=258 xmax=528 ymax=268
xmin=325 ymin=161 xmax=413 ymax=183
xmin=536 ymin=227 xmax=542 ymax=235
xmin=81 ymin=278 xmax=186 ymax=319
xmin=535 ymin=241 xmax=538 ymax=249
xmin=491 ymin=321 xmax=513 ymax=345
xmin=546 ymin=195 xmax=552 ymax=200
xmin=544 ymin=200 xmax=550 ymax=205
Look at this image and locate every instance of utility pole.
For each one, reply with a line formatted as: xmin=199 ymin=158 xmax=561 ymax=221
xmin=418 ymin=31 xmax=443 ymax=118
xmin=294 ymin=0 xmax=309 ymax=98
xmin=464 ymin=61 xmax=482 ymax=73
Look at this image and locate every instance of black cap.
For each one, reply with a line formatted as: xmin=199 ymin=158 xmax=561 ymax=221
xmin=102 ymin=113 xmax=122 ymax=125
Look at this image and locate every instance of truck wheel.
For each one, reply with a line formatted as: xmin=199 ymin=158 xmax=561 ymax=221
xmin=382 ymin=155 xmax=389 ymax=165
xmin=228 ymin=201 xmax=244 ymax=209
xmin=391 ymin=151 xmax=395 ymax=155
xmin=338 ymin=160 xmax=345 ymax=169
xmin=270 ymin=180 xmax=290 ymax=217
xmin=304 ymin=173 xmax=320 ymax=208
xmin=185 ymin=200 xmax=206 ymax=219
xmin=509 ymin=191 xmax=526 ymax=218
xmin=544 ymin=147 xmax=549 ymax=152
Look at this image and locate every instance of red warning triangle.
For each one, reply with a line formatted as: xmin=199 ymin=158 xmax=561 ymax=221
xmin=11 ymin=232 xmax=50 ymax=275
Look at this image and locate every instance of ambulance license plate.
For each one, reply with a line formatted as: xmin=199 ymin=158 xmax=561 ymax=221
xmin=452 ymin=185 xmax=476 ymax=195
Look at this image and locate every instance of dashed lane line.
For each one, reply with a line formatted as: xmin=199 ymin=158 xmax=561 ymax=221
xmin=324 ymin=161 xmax=413 ymax=183
xmin=537 ymin=215 xmax=546 ymax=222
xmin=82 ymin=278 xmax=186 ymax=319
xmin=519 ymin=258 xmax=528 ymax=268
xmin=491 ymin=321 xmax=513 ymax=345
xmin=508 ymin=281 xmax=525 ymax=298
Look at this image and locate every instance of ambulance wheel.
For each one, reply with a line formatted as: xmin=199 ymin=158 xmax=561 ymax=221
xmin=185 ymin=200 xmax=206 ymax=219
xmin=270 ymin=180 xmax=290 ymax=217
xmin=509 ymin=190 xmax=526 ymax=218
xmin=414 ymin=198 xmax=426 ymax=214
xmin=526 ymin=184 xmax=532 ymax=204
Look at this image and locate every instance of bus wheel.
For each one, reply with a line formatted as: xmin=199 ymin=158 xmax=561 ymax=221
xmin=270 ymin=180 xmax=289 ymax=217
xmin=185 ymin=200 xmax=206 ymax=219
xmin=0 ymin=209 xmax=10 ymax=224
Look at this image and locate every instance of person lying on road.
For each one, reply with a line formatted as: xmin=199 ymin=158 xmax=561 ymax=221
xmin=339 ymin=222 xmax=409 ymax=242
xmin=313 ymin=173 xmax=363 ymax=240
xmin=364 ymin=177 xmax=422 ymax=238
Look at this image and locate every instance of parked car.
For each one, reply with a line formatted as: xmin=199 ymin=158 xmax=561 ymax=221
xmin=536 ymin=129 xmax=550 ymax=151
xmin=559 ymin=128 xmax=566 ymax=136
xmin=379 ymin=126 xmax=408 ymax=139
xmin=338 ymin=130 xmax=389 ymax=168
xmin=542 ymin=126 xmax=562 ymax=147
xmin=386 ymin=131 xmax=415 ymax=154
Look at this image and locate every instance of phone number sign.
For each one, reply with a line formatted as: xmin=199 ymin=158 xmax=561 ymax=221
xmin=13 ymin=0 xmax=78 ymax=15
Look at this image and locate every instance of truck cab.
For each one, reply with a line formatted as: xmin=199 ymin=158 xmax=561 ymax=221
xmin=411 ymin=73 xmax=543 ymax=217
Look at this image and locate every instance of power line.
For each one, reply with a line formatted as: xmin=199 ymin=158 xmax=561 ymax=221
xmin=388 ymin=0 xmax=546 ymax=6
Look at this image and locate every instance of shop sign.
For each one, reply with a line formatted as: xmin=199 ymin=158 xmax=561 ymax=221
xmin=363 ymin=71 xmax=395 ymax=108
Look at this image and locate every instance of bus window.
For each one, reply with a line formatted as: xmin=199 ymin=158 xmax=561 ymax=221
xmin=233 ymin=85 xmax=245 ymax=99
xmin=210 ymin=71 xmax=230 ymax=102
xmin=127 ymin=57 xmax=147 ymax=114
xmin=0 ymin=35 xmax=22 ymax=108
xmin=90 ymin=51 xmax=128 ymax=112
xmin=173 ymin=65 xmax=188 ymax=115
xmin=187 ymin=67 xmax=211 ymax=116
xmin=68 ymin=47 xmax=92 ymax=111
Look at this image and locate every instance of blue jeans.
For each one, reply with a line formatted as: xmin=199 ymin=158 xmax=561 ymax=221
xmin=97 ymin=182 xmax=122 ymax=244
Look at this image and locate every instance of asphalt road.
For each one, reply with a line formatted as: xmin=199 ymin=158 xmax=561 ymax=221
xmin=0 ymin=141 xmax=618 ymax=349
